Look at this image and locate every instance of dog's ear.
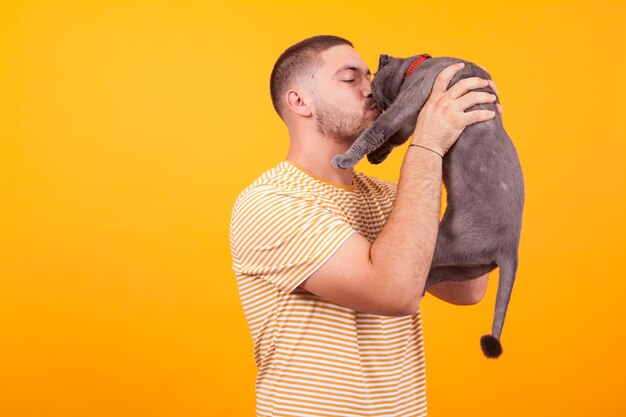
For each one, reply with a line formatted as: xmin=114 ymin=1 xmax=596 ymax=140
xmin=378 ymin=54 xmax=392 ymax=70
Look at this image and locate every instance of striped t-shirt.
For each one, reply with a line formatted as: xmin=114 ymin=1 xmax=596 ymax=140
xmin=229 ymin=160 xmax=427 ymax=417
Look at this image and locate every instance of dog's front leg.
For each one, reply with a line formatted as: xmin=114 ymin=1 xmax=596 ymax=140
xmin=332 ymin=91 xmax=420 ymax=169
xmin=367 ymin=122 xmax=416 ymax=164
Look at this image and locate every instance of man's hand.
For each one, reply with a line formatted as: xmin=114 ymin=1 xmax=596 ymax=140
xmin=411 ymin=63 xmax=498 ymax=157
xmin=479 ymin=65 xmax=504 ymax=118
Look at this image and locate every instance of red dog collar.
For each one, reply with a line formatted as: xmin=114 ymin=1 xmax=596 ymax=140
xmin=404 ymin=54 xmax=432 ymax=80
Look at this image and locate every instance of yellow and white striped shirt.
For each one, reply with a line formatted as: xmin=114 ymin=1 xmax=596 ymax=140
xmin=229 ymin=160 xmax=427 ymax=417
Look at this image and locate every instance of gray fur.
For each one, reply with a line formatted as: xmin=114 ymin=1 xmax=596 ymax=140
xmin=332 ymin=54 xmax=525 ymax=358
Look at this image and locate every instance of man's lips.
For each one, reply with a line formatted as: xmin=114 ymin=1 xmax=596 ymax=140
xmin=370 ymin=105 xmax=382 ymax=114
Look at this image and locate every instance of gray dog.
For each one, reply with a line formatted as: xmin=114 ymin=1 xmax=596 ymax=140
xmin=332 ymin=53 xmax=525 ymax=359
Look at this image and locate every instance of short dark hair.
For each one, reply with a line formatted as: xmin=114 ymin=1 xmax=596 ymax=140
xmin=269 ymin=35 xmax=353 ymax=122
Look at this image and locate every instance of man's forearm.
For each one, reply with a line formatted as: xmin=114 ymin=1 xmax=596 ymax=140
xmin=369 ymin=145 xmax=443 ymax=314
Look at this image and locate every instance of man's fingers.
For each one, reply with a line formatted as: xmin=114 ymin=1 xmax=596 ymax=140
xmin=478 ymin=66 xmax=503 ymax=118
xmin=479 ymin=65 xmax=499 ymax=96
xmin=464 ymin=109 xmax=496 ymax=125
xmin=432 ymin=62 xmax=465 ymax=95
xmin=446 ymin=76 xmax=490 ymax=100
xmin=488 ymin=79 xmax=499 ymax=96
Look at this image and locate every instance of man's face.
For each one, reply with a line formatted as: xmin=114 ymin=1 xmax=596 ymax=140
xmin=310 ymin=45 xmax=381 ymax=148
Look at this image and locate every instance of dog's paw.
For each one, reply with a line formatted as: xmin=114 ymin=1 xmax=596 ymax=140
xmin=366 ymin=153 xmax=383 ymax=165
xmin=332 ymin=154 xmax=356 ymax=169
xmin=367 ymin=148 xmax=392 ymax=165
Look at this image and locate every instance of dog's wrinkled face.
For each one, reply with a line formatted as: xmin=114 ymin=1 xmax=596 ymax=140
xmin=371 ymin=54 xmax=405 ymax=111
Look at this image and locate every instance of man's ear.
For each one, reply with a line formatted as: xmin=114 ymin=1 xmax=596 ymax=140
xmin=285 ymin=89 xmax=312 ymax=117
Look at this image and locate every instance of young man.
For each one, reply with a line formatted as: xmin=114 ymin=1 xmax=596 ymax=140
xmin=229 ymin=35 xmax=503 ymax=417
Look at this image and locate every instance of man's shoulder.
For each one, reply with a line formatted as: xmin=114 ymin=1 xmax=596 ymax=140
xmin=356 ymin=171 xmax=398 ymax=195
xmin=232 ymin=163 xmax=312 ymax=213
xmin=373 ymin=175 xmax=398 ymax=190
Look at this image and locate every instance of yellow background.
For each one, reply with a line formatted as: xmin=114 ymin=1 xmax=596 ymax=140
xmin=1 ymin=0 xmax=624 ymax=416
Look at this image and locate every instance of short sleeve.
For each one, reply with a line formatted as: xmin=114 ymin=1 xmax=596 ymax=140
xmin=380 ymin=179 xmax=398 ymax=197
xmin=229 ymin=185 xmax=356 ymax=294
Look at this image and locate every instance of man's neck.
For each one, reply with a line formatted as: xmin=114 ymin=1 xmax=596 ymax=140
xmin=284 ymin=146 xmax=354 ymax=187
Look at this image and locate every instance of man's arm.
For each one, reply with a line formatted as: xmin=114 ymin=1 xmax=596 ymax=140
xmin=426 ymin=273 xmax=489 ymax=305
xmin=300 ymin=65 xmax=498 ymax=316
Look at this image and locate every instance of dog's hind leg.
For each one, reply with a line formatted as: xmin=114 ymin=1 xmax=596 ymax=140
xmin=423 ymin=263 xmax=498 ymax=293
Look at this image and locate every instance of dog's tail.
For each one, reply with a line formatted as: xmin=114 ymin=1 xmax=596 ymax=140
xmin=480 ymin=254 xmax=518 ymax=358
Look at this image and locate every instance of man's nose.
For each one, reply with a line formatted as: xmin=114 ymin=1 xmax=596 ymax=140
xmin=364 ymin=80 xmax=373 ymax=98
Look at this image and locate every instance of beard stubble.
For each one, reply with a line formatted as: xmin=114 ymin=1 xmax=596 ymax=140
xmin=313 ymin=96 xmax=374 ymax=149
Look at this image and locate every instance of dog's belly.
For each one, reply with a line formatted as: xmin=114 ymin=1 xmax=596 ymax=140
xmin=432 ymin=122 xmax=524 ymax=264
